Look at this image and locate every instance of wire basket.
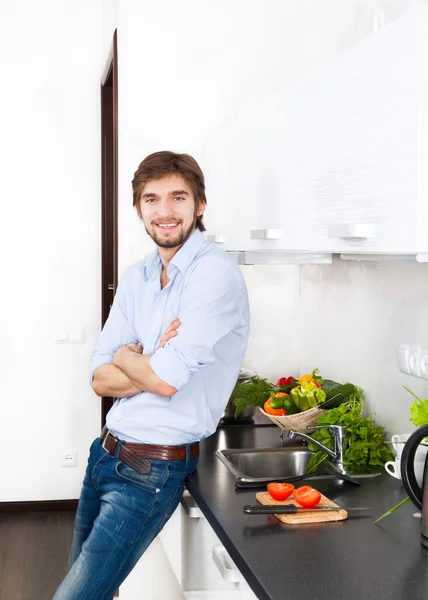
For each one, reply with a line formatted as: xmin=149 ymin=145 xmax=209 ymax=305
xmin=259 ymin=405 xmax=326 ymax=434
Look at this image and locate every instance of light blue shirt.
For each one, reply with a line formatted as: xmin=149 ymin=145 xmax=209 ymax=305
xmin=89 ymin=229 xmax=250 ymax=445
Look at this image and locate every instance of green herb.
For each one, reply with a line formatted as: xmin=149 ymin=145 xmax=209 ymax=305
xmin=373 ymin=496 xmax=410 ymax=524
xmin=232 ymin=377 xmax=273 ymax=418
xmin=305 ymin=385 xmax=394 ymax=473
xmin=374 ymin=386 xmax=428 ymax=523
xmin=404 ymin=386 xmax=428 ymax=428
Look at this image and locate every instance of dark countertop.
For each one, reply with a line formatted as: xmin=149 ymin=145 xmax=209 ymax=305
xmin=185 ymin=424 xmax=428 ymax=600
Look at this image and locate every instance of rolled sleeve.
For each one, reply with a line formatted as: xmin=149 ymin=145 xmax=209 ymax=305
xmin=89 ymin=268 xmax=139 ymax=386
xmin=89 ymin=352 xmax=114 ymax=385
xmin=149 ymin=347 xmax=193 ymax=391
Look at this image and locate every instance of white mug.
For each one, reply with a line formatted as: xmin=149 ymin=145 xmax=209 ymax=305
xmin=385 ymin=458 xmax=425 ymax=487
xmin=391 ymin=434 xmax=428 ymax=461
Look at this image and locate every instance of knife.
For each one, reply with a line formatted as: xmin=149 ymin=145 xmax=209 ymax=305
xmin=243 ymin=504 xmax=371 ymax=514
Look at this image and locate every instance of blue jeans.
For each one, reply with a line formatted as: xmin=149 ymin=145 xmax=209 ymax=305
xmin=52 ymin=430 xmax=199 ymax=600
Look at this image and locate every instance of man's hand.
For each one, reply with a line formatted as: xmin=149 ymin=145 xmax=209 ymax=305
xmin=107 ymin=318 xmax=181 ymax=398
xmin=157 ymin=317 xmax=180 ymax=350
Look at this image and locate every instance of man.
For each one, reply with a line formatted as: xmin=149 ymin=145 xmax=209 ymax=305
xmin=53 ymin=151 xmax=250 ymax=599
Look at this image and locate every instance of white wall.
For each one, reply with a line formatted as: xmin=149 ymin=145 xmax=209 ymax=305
xmin=0 ymin=0 xmax=118 ymax=501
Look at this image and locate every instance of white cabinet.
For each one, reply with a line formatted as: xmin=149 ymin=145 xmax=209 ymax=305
xmin=277 ymin=5 xmax=428 ymax=256
xmin=202 ymin=107 xmax=301 ymax=253
xmin=159 ymin=491 xmax=258 ymax=600
xmin=202 ymin=6 xmax=428 ymax=259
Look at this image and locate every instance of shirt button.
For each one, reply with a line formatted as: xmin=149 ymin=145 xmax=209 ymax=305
xmin=156 ymin=310 xmax=161 ymax=316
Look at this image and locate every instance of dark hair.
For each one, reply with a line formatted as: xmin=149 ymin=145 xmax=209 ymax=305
xmin=132 ymin=151 xmax=207 ymax=232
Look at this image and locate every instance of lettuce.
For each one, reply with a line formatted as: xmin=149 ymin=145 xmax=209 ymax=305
xmin=404 ymin=386 xmax=428 ymax=428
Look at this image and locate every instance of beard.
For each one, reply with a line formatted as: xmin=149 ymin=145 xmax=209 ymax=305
xmin=145 ymin=217 xmax=197 ymax=249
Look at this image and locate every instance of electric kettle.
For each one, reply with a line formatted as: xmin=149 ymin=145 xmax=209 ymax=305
xmin=401 ymin=425 xmax=428 ymax=549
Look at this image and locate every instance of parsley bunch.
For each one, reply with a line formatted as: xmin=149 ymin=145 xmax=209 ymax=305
xmin=306 ymin=386 xmax=394 ymax=473
xmin=232 ymin=377 xmax=273 ymax=418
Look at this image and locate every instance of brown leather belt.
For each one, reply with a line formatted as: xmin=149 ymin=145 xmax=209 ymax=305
xmin=101 ymin=429 xmax=199 ymax=475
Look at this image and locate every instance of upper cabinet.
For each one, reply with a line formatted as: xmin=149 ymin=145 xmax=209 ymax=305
xmin=202 ymin=6 xmax=428 ymax=258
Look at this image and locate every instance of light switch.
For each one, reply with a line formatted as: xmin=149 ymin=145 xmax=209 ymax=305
xmin=56 ymin=329 xmax=69 ymax=342
xmin=409 ymin=348 xmax=422 ymax=378
xmin=69 ymin=328 xmax=86 ymax=343
xmin=397 ymin=345 xmax=410 ymax=375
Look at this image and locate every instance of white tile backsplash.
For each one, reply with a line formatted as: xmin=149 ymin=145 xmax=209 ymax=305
xmin=240 ymin=257 xmax=428 ymax=437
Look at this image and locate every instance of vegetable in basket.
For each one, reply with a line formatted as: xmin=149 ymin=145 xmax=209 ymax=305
xmin=265 ymin=392 xmax=300 ymax=416
xmin=298 ymin=368 xmax=324 ymax=386
xmin=291 ymin=381 xmax=326 ymax=412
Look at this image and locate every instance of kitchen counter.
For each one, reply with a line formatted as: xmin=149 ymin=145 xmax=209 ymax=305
xmin=185 ymin=424 xmax=428 ymax=600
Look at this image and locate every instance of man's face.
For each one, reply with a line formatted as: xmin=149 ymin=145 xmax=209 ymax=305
xmin=137 ymin=174 xmax=205 ymax=249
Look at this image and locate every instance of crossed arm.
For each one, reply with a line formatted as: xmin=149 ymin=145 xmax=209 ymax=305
xmin=91 ymin=319 xmax=180 ymax=399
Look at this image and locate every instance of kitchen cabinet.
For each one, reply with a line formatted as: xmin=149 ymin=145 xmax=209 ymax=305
xmin=159 ymin=491 xmax=258 ymax=600
xmin=202 ymin=6 xmax=428 ymax=259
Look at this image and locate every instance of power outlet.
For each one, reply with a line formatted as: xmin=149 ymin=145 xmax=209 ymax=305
xmin=421 ymin=350 xmax=428 ymax=381
xmin=397 ymin=345 xmax=410 ymax=374
xmin=62 ymin=450 xmax=78 ymax=467
xmin=410 ymin=348 xmax=422 ymax=378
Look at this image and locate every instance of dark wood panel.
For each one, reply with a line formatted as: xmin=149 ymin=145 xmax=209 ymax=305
xmin=101 ymin=29 xmax=118 ymax=429
xmin=0 ymin=510 xmax=75 ymax=600
xmin=0 ymin=500 xmax=78 ymax=513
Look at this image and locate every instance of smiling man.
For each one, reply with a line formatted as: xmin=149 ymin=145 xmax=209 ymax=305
xmin=53 ymin=151 xmax=250 ymax=600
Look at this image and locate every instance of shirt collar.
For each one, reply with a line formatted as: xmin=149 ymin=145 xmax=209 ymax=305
xmin=143 ymin=228 xmax=205 ymax=281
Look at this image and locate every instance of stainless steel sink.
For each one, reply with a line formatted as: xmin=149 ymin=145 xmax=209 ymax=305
xmin=216 ymin=446 xmax=330 ymax=483
xmin=216 ymin=446 xmax=382 ymax=484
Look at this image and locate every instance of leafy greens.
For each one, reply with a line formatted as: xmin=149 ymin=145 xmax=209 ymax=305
xmin=232 ymin=377 xmax=273 ymax=418
xmin=306 ymin=385 xmax=394 ymax=473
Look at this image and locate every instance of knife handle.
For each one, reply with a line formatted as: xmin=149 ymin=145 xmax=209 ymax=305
xmin=243 ymin=504 xmax=297 ymax=515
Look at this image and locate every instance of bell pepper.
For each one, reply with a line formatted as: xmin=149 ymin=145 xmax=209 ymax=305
xmin=276 ymin=376 xmax=296 ymax=387
xmin=291 ymin=381 xmax=326 ymax=412
xmin=270 ymin=392 xmax=288 ymax=409
xmin=291 ymin=386 xmax=317 ymax=412
xmin=298 ymin=368 xmax=324 ymax=386
xmin=283 ymin=396 xmax=300 ymax=415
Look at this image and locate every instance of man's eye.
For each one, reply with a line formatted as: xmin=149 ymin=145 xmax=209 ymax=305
xmin=174 ymin=196 xmax=185 ymax=202
xmin=145 ymin=198 xmax=157 ymax=203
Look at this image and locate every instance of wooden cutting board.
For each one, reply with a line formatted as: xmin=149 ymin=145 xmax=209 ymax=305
xmin=255 ymin=491 xmax=348 ymax=524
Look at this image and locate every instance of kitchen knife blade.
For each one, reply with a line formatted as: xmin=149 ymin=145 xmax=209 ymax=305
xmin=243 ymin=504 xmax=371 ymax=515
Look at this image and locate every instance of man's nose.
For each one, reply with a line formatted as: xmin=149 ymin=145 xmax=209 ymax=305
xmin=157 ymin=198 xmax=174 ymax=216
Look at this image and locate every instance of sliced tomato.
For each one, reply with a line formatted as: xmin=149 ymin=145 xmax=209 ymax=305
xmin=294 ymin=485 xmax=321 ymax=508
xmin=267 ymin=482 xmax=295 ymax=501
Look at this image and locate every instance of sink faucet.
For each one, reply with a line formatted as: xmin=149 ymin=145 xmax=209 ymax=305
xmin=287 ymin=425 xmax=347 ymax=474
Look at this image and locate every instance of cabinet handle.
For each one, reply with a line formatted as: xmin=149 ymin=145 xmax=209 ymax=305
xmin=207 ymin=234 xmax=228 ymax=243
xmin=328 ymin=224 xmax=375 ymax=239
xmin=212 ymin=544 xmax=244 ymax=583
xmin=250 ymin=229 xmax=283 ymax=240
xmin=180 ymin=491 xmax=202 ymax=518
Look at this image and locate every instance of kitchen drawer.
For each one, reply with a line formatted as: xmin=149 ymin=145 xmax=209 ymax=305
xmin=180 ymin=492 xmax=257 ymax=599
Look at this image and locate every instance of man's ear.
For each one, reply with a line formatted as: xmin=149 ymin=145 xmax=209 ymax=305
xmin=135 ymin=203 xmax=142 ymax=220
xmin=197 ymin=201 xmax=206 ymax=216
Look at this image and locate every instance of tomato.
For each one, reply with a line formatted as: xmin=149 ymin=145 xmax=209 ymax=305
xmin=267 ymin=482 xmax=295 ymax=501
xmin=263 ymin=398 xmax=286 ymax=416
xmin=294 ymin=486 xmax=322 ymax=508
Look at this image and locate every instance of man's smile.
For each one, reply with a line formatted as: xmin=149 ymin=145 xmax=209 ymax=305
xmin=155 ymin=222 xmax=180 ymax=231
